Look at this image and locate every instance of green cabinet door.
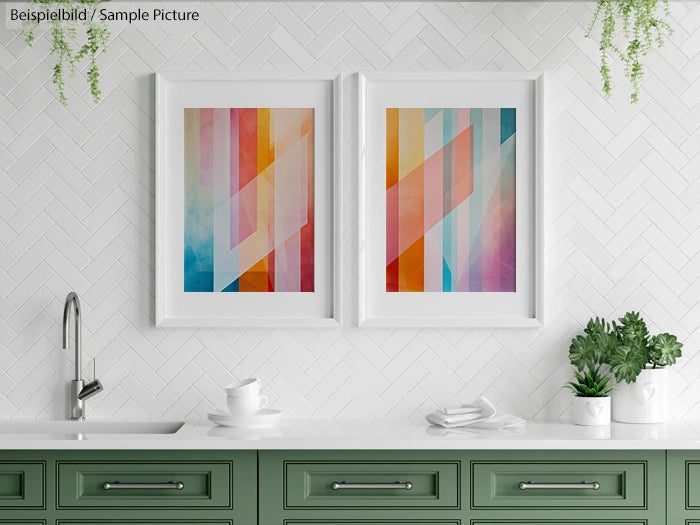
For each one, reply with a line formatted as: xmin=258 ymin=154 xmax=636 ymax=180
xmin=667 ymin=450 xmax=700 ymax=525
xmin=57 ymin=461 xmax=232 ymax=509
xmin=467 ymin=450 xmax=665 ymax=525
xmin=57 ymin=522 xmax=231 ymax=525
xmin=0 ymin=462 xmax=44 ymax=509
xmin=260 ymin=450 xmax=463 ymax=524
xmin=470 ymin=522 xmax=647 ymax=525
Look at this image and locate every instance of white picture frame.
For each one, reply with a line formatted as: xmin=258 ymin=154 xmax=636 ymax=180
xmin=156 ymin=72 xmax=342 ymax=327
xmin=358 ymin=72 xmax=544 ymax=328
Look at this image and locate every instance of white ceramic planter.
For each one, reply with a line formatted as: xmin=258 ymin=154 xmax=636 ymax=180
xmin=612 ymin=367 xmax=668 ymax=424
xmin=571 ymin=396 xmax=611 ymax=426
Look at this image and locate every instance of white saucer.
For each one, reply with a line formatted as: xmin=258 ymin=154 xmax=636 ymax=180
xmin=207 ymin=408 xmax=282 ymax=428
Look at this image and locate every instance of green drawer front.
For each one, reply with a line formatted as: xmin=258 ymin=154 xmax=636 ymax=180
xmin=0 ymin=522 xmax=45 ymax=525
xmin=686 ymin=461 xmax=700 ymax=508
xmin=0 ymin=462 xmax=44 ymax=509
xmin=57 ymin=522 xmax=230 ymax=525
xmin=57 ymin=461 xmax=232 ymax=509
xmin=287 ymin=522 xmax=459 ymax=525
xmin=471 ymin=522 xmax=646 ymax=524
xmin=471 ymin=461 xmax=646 ymax=509
xmin=284 ymin=462 xmax=459 ymax=509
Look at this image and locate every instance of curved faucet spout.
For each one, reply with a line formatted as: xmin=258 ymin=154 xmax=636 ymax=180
xmin=62 ymin=292 xmax=102 ymax=421
xmin=63 ymin=292 xmax=81 ymax=381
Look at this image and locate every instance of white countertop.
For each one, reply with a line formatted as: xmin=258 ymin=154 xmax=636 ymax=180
xmin=2 ymin=418 xmax=700 ymax=449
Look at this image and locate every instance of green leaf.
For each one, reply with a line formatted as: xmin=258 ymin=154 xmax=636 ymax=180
xmin=564 ymin=365 xmax=613 ymax=397
xmin=649 ymin=333 xmax=682 ymax=367
xmin=569 ymin=335 xmax=599 ymax=371
xmin=608 ymin=344 xmax=646 ymax=383
xmin=617 ymin=311 xmax=650 ymax=347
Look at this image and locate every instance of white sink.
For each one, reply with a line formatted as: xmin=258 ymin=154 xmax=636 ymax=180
xmin=0 ymin=420 xmax=185 ymax=435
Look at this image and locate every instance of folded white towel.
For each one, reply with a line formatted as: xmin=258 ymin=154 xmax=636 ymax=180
xmin=439 ymin=406 xmax=482 ymax=416
xmin=426 ymin=397 xmax=526 ymax=431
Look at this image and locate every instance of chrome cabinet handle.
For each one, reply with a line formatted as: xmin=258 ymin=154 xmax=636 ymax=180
xmin=331 ymin=481 xmax=412 ymax=490
xmin=519 ymin=481 xmax=600 ymax=490
xmin=103 ymin=482 xmax=184 ymax=490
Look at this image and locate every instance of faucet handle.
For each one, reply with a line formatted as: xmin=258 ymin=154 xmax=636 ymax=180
xmin=78 ymin=379 xmax=103 ymax=400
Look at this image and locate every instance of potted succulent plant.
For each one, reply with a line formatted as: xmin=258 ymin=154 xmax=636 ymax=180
xmin=566 ymin=366 xmax=613 ymax=426
xmin=566 ymin=318 xmax=615 ymax=426
xmin=568 ymin=312 xmax=683 ymax=424
xmin=606 ymin=312 xmax=682 ymax=423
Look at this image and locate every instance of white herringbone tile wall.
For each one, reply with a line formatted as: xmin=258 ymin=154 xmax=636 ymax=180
xmin=1 ymin=2 xmax=700 ymax=424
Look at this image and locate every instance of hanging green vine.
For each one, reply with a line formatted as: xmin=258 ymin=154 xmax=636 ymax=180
xmin=586 ymin=0 xmax=673 ymax=104
xmin=21 ymin=0 xmax=110 ymax=105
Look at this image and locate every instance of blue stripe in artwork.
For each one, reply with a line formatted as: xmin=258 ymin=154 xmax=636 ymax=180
xmin=221 ymin=278 xmax=240 ymax=292
xmin=500 ymin=108 xmax=516 ymax=144
xmin=442 ymin=257 xmax=452 ymax=292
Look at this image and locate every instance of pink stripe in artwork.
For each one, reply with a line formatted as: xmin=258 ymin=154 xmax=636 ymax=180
xmin=482 ymin=180 xmax=502 ymax=291
xmin=230 ymin=109 xmax=239 ymax=249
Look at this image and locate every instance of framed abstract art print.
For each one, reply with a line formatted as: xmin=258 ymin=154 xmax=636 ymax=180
xmin=156 ymin=73 xmax=341 ymax=327
xmin=358 ymin=72 xmax=543 ymax=327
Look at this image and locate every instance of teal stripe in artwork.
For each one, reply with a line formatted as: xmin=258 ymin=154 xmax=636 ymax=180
xmin=469 ymin=108 xmax=482 ymax=291
xmin=500 ymin=108 xmax=516 ymax=144
xmin=424 ymin=108 xmax=442 ymax=123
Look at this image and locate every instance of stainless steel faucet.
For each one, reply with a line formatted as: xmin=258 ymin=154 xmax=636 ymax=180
xmin=62 ymin=292 xmax=103 ymax=421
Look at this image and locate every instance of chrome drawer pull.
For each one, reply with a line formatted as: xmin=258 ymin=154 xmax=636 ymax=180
xmin=519 ymin=481 xmax=600 ymax=490
xmin=103 ymin=482 xmax=184 ymax=490
xmin=331 ymin=481 xmax=412 ymax=490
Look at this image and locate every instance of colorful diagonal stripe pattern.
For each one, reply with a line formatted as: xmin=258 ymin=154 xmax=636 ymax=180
xmin=386 ymin=108 xmax=516 ymax=292
xmin=184 ymin=108 xmax=314 ymax=292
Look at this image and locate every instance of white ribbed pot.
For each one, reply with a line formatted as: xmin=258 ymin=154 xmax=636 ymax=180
xmin=571 ymin=396 xmax=611 ymax=426
xmin=612 ymin=367 xmax=668 ymax=424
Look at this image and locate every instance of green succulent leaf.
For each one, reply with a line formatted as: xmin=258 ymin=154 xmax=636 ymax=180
xmin=617 ymin=311 xmax=650 ymax=347
xmin=608 ymin=344 xmax=646 ymax=384
xmin=569 ymin=335 xmax=599 ymax=371
xmin=565 ymin=366 xmax=613 ymax=397
xmin=649 ymin=333 xmax=683 ymax=367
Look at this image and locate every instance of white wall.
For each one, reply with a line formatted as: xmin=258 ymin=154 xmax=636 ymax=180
xmin=1 ymin=2 xmax=699 ymax=424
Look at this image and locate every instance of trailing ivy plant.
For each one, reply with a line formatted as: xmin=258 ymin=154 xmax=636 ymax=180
xmin=21 ymin=0 xmax=110 ymax=105
xmin=586 ymin=0 xmax=674 ymax=103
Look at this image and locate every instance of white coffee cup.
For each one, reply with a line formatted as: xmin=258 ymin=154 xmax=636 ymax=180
xmin=227 ymin=394 xmax=268 ymax=415
xmin=225 ymin=378 xmax=261 ymax=397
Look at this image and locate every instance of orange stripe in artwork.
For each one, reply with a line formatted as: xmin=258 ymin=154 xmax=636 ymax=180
xmin=398 ymin=236 xmax=424 ymax=292
xmin=239 ymin=257 xmax=269 ymax=292
xmin=386 ymin=109 xmax=399 ymax=190
xmin=398 ymin=108 xmax=424 ymax=180
xmin=257 ymin=108 xmax=274 ymax=174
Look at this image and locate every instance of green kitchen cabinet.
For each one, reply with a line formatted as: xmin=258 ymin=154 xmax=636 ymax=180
xmin=258 ymin=450 xmax=665 ymax=525
xmin=0 ymin=448 xmax=687 ymax=525
xmin=0 ymin=450 xmax=256 ymax=525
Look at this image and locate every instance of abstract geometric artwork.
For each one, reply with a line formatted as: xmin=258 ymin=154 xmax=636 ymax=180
xmin=386 ymin=108 xmax=516 ymax=293
xmin=183 ymin=107 xmax=314 ymax=293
